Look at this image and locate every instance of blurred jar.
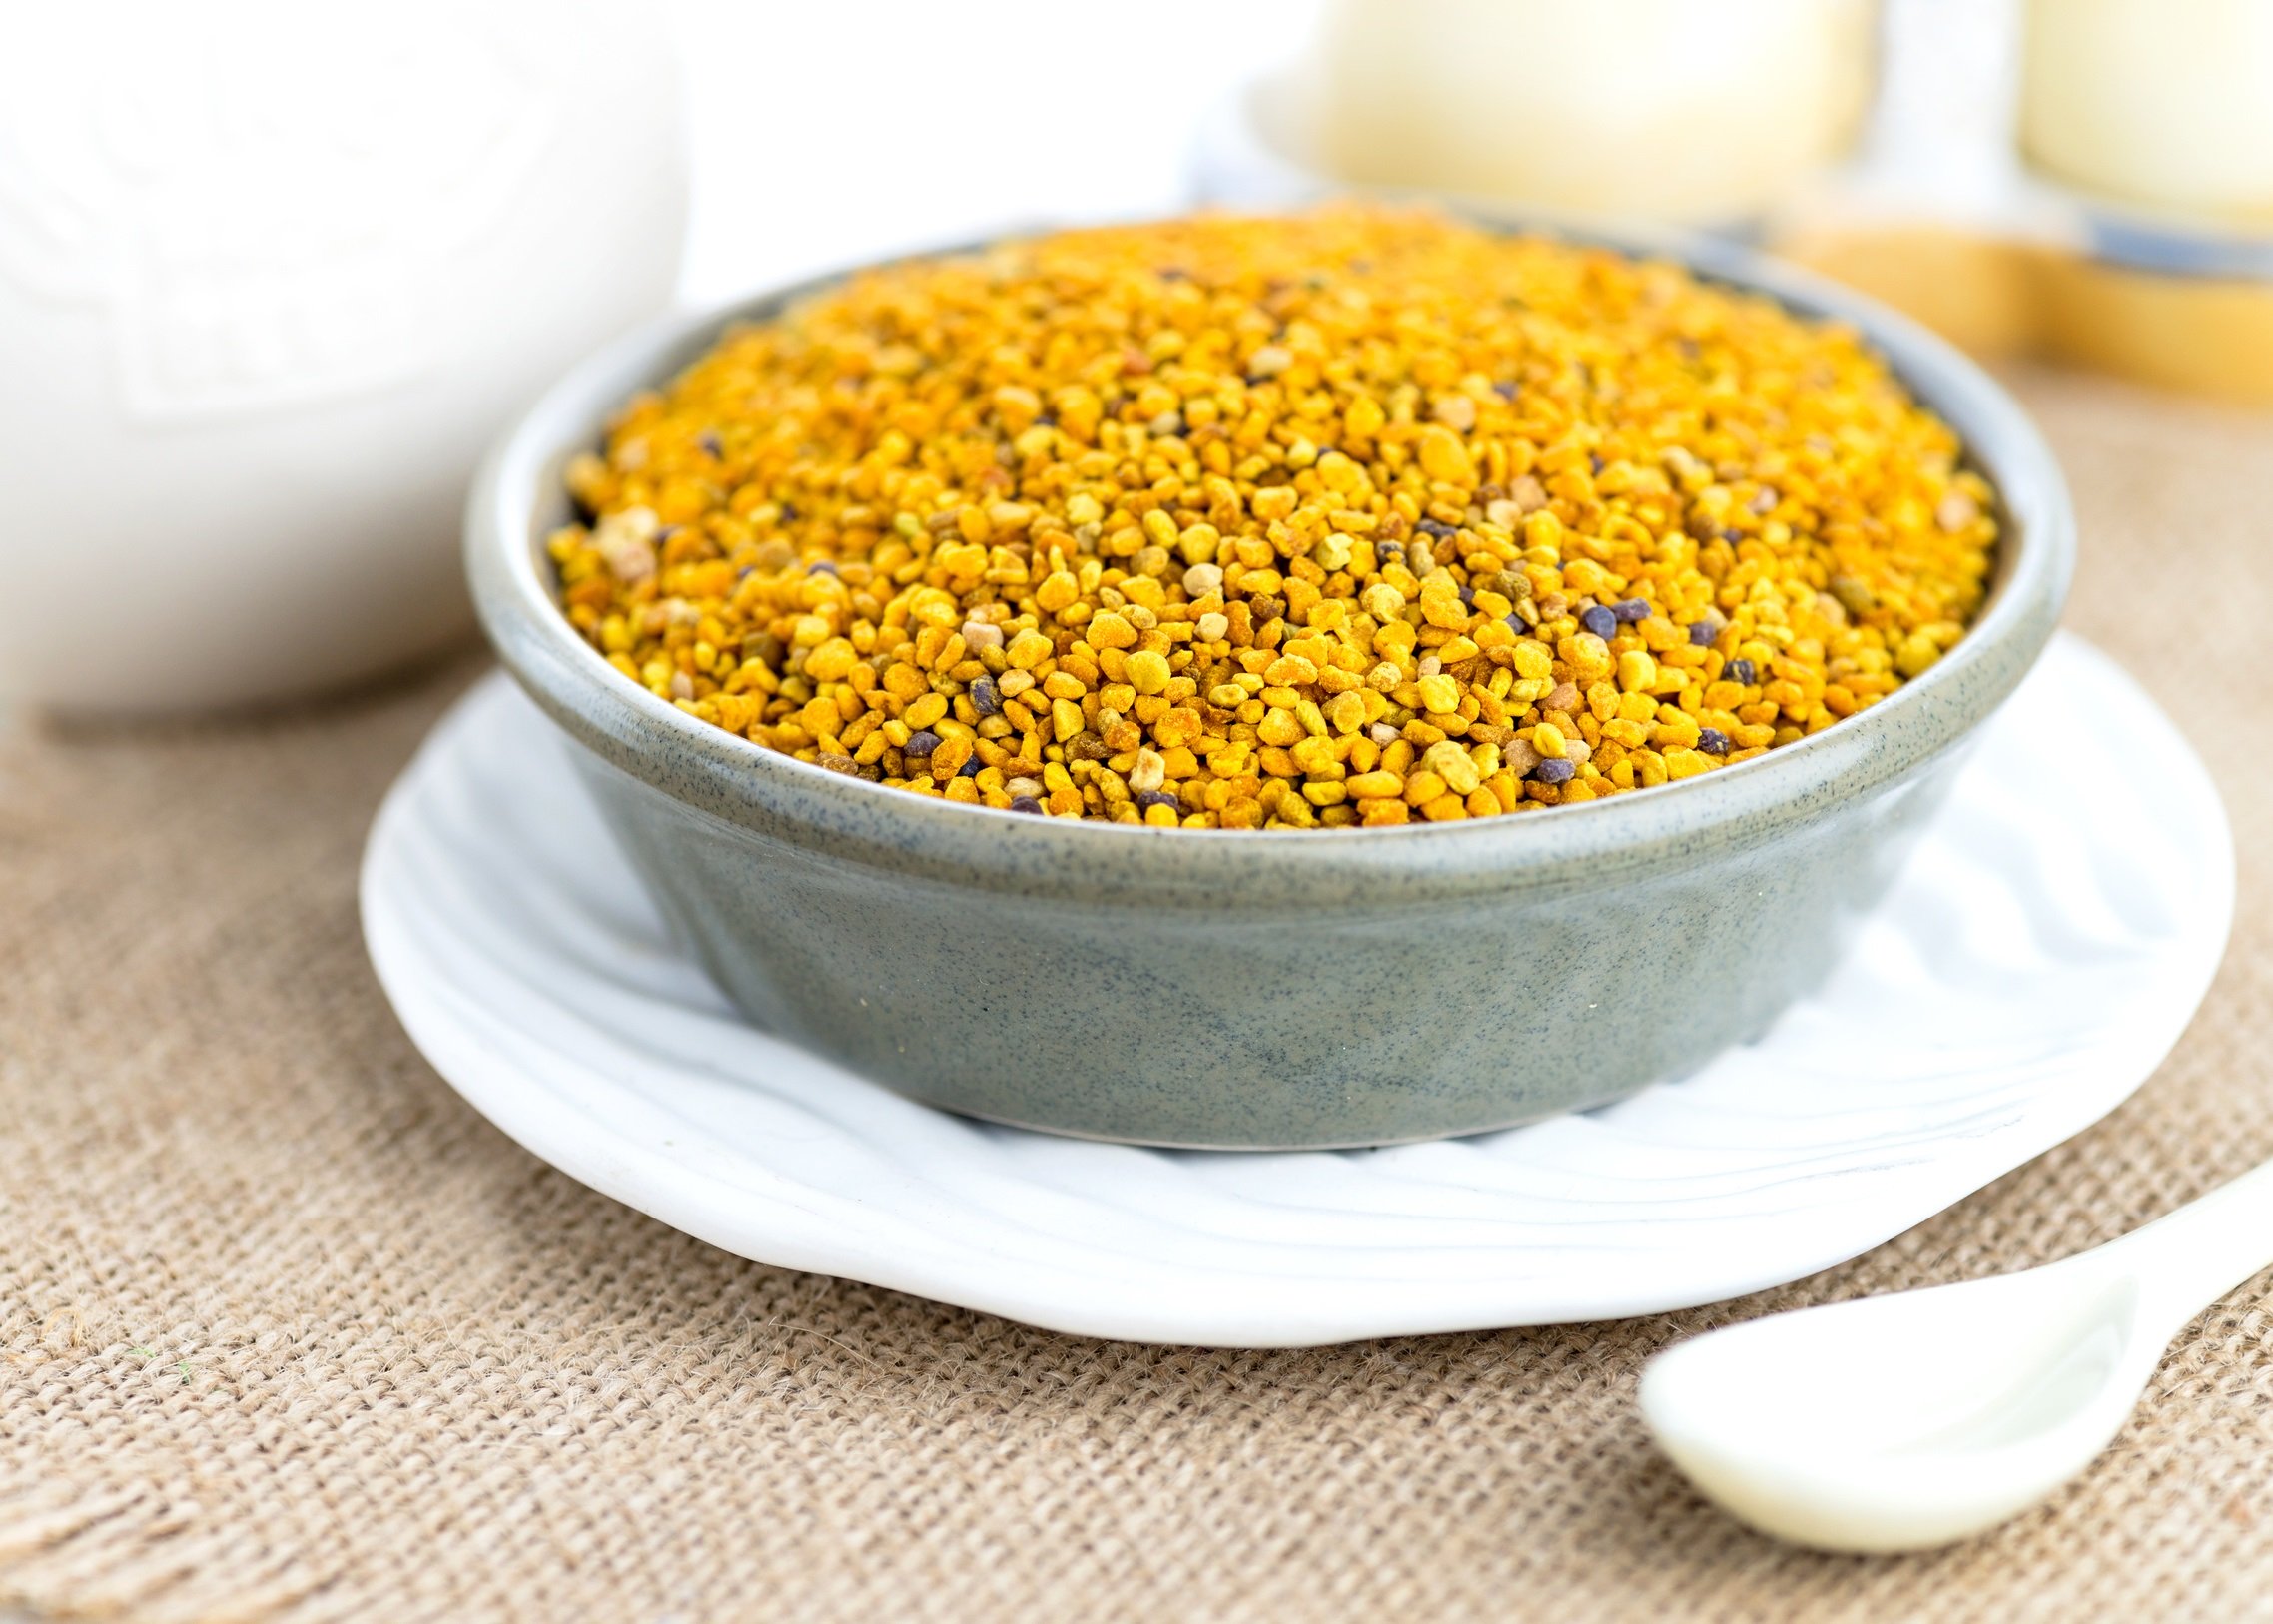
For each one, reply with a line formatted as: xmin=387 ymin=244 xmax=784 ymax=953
xmin=0 ymin=0 xmax=685 ymax=715
xmin=1305 ymin=0 xmax=1876 ymax=225
xmin=2021 ymin=0 xmax=2273 ymax=221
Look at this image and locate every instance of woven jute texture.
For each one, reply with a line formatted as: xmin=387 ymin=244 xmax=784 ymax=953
xmin=3 ymin=368 xmax=2271 ymax=1623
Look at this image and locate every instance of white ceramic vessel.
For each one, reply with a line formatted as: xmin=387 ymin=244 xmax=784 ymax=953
xmin=2021 ymin=0 xmax=2273 ymax=218
xmin=1295 ymin=0 xmax=1871 ymax=223
xmin=0 ymin=1 xmax=685 ymax=714
xmin=361 ymin=634 xmax=2231 ymax=1346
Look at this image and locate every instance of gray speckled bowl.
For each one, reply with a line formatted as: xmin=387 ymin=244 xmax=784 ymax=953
xmin=466 ymin=219 xmax=2072 ymax=1150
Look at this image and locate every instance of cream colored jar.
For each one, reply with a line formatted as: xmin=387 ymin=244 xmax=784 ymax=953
xmin=2022 ymin=0 xmax=2273 ymax=220
xmin=1303 ymin=0 xmax=1875 ymax=224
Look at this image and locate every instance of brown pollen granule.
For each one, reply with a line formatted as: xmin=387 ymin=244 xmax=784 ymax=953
xmin=548 ymin=205 xmax=1995 ymax=828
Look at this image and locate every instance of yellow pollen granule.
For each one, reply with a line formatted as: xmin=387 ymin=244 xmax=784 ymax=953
xmin=548 ymin=205 xmax=1997 ymax=828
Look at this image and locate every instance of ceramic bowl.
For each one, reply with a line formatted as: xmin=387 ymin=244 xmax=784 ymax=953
xmin=465 ymin=219 xmax=2072 ymax=1150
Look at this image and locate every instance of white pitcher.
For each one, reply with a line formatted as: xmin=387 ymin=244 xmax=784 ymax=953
xmin=0 ymin=0 xmax=686 ymax=713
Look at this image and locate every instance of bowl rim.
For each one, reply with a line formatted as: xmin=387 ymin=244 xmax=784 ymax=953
xmin=466 ymin=207 xmax=2073 ymax=886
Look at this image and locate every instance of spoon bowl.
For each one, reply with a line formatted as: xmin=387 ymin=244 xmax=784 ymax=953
xmin=1641 ymin=1157 xmax=2273 ymax=1551
xmin=1642 ymin=1268 xmax=2157 ymax=1551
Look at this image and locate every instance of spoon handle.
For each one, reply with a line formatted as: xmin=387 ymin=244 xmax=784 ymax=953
xmin=2082 ymin=1155 xmax=2273 ymax=1327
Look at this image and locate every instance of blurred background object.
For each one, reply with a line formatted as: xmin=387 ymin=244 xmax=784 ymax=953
xmin=1298 ymin=0 xmax=1874 ymax=226
xmin=2021 ymin=0 xmax=2273 ymax=220
xmin=0 ymin=0 xmax=684 ymax=716
xmin=1782 ymin=0 xmax=2273 ymax=400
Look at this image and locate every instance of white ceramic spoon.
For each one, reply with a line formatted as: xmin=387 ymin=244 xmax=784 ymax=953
xmin=1639 ymin=1159 xmax=2273 ymax=1552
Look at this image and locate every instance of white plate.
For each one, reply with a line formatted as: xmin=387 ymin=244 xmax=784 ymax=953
xmin=361 ymin=633 xmax=2231 ymax=1346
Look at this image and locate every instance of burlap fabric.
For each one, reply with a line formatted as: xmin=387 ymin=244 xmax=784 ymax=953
xmin=3 ymin=369 xmax=2270 ymax=1622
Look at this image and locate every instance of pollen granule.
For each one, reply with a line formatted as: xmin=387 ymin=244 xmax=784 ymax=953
xmin=549 ymin=206 xmax=1995 ymax=828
